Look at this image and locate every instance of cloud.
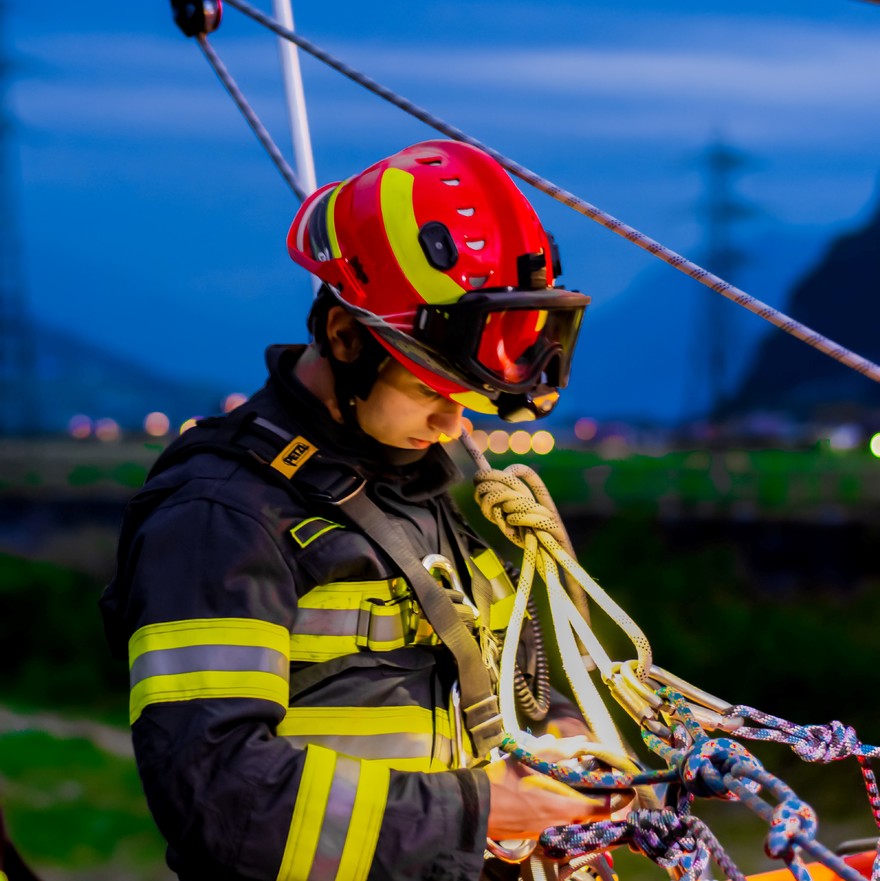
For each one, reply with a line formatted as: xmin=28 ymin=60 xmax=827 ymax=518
xmin=16 ymin=9 xmax=880 ymax=164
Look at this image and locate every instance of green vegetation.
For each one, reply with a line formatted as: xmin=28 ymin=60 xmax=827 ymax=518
xmin=0 ymin=553 xmax=128 ymax=724
xmin=0 ymin=731 xmax=168 ymax=879
xmin=2 ymin=441 xmax=879 ymax=879
xmin=479 ymin=445 xmax=880 ymax=516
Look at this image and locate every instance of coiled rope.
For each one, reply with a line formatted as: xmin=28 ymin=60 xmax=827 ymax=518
xmin=212 ymin=0 xmax=880 ymax=384
xmin=457 ymin=429 xmax=880 ymax=879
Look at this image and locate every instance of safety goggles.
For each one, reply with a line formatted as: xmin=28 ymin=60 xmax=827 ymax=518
xmin=329 ymin=286 xmax=588 ymax=419
xmin=413 ymin=289 xmax=589 ymax=394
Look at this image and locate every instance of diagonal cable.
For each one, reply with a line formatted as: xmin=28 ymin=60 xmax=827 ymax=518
xmin=222 ymin=0 xmax=880 ymax=384
xmin=197 ymin=33 xmax=306 ymax=201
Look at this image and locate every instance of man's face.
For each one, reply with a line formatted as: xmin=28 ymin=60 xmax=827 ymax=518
xmin=355 ymin=358 xmax=465 ymax=450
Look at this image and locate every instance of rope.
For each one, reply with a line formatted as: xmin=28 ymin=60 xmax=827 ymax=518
xmin=640 ymin=692 xmax=874 ymax=881
xmin=723 ymin=705 xmax=880 ymax=831
xmin=513 ymin=597 xmax=551 ymax=722
xmin=457 ymin=435 xmax=880 ymax=876
xmin=541 ymin=808 xmax=741 ymax=881
xmin=196 ymin=34 xmax=307 ymax=200
xmin=222 ymin=0 xmax=880 ymax=384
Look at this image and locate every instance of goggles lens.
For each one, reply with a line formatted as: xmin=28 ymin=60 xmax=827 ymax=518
xmin=417 ymin=289 xmax=588 ymax=393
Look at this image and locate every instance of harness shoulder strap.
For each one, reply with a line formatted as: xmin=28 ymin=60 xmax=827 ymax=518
xmin=149 ymin=410 xmax=504 ymax=756
xmin=339 ymin=489 xmax=504 ymax=758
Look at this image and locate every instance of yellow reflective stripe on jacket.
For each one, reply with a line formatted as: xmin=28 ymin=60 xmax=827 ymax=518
xmin=276 ymin=744 xmax=389 ymax=881
xmin=289 ymin=550 xmax=513 ymax=662
xmin=276 ymin=704 xmax=469 ymax=771
xmin=470 ymin=548 xmax=517 ymax=631
xmin=290 ymin=516 xmax=343 ymax=548
xmin=290 ymin=578 xmax=440 ymax=662
xmin=128 ymin=618 xmax=290 ymax=724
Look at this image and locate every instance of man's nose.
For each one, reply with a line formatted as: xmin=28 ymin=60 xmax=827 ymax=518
xmin=428 ymin=404 xmax=465 ymax=439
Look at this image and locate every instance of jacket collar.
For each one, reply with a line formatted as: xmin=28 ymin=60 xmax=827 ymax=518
xmin=260 ymin=344 xmax=462 ymax=500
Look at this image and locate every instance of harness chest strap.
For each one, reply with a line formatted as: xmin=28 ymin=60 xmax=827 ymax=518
xmin=158 ymin=412 xmax=506 ymax=757
xmin=337 ymin=488 xmax=504 ymax=758
xmin=261 ymin=420 xmax=504 ymax=756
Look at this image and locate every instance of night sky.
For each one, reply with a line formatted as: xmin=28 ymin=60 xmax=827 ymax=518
xmin=8 ymin=0 xmax=880 ymax=423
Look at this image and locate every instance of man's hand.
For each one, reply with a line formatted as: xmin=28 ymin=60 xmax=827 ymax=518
xmin=485 ymin=757 xmax=617 ymax=841
xmin=485 ymin=734 xmax=636 ymax=840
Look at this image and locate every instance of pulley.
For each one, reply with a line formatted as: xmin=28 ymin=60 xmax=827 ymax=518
xmin=170 ymin=0 xmax=223 ymax=37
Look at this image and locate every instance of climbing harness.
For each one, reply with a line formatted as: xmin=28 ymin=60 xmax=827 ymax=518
xmin=457 ymin=429 xmax=880 ymax=880
xmin=164 ymin=2 xmax=880 ymax=878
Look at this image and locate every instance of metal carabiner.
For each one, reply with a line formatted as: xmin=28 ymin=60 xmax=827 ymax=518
xmin=422 ymin=553 xmax=480 ymax=620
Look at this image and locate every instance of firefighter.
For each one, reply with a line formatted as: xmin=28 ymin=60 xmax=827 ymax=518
xmin=101 ymin=140 xmax=607 ymax=881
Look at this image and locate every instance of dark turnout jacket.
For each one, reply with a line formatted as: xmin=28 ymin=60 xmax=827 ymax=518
xmin=101 ymin=345 xmax=522 ymax=881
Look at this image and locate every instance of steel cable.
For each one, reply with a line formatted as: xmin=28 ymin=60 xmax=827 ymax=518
xmin=222 ymin=0 xmax=880 ymax=384
xmin=197 ymin=33 xmax=307 ymax=200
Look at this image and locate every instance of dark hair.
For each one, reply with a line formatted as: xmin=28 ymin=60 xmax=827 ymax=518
xmin=307 ymin=284 xmax=389 ymax=401
xmin=307 ymin=283 xmax=336 ymax=356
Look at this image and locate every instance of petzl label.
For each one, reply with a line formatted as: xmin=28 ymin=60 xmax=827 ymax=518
xmin=271 ymin=436 xmax=318 ymax=478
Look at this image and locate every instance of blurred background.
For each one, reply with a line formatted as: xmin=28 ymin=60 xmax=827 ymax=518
xmin=1 ymin=0 xmax=879 ymax=877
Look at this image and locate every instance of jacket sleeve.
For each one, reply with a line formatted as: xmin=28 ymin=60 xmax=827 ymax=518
xmin=115 ymin=495 xmax=490 ymax=881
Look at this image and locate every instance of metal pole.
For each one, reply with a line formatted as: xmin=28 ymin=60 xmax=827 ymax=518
xmin=272 ymin=0 xmax=317 ymax=196
xmin=271 ymin=1 xmax=320 ymax=295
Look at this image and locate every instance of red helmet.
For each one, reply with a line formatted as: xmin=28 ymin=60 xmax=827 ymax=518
xmin=287 ymin=140 xmax=589 ymax=421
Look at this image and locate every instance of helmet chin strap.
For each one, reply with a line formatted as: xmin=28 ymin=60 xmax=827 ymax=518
xmin=326 ymin=333 xmax=431 ymax=466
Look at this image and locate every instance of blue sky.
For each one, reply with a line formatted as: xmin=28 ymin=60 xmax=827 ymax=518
xmin=8 ymin=0 xmax=880 ymax=423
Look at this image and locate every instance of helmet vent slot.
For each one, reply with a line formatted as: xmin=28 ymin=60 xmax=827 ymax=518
xmin=457 ymin=207 xmax=475 ymax=216
xmin=466 ymin=240 xmax=486 ymax=251
xmin=468 ymin=276 xmax=489 ymax=289
xmin=418 ymin=157 xmax=443 ymax=165
xmin=441 ymin=178 xmax=461 ymax=186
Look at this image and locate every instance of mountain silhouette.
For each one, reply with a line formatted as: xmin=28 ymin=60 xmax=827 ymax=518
xmin=726 ymin=195 xmax=880 ymax=420
xmin=21 ymin=322 xmax=231 ymax=434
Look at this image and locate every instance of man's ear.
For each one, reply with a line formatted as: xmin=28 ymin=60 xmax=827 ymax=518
xmin=325 ymin=306 xmax=363 ymax=364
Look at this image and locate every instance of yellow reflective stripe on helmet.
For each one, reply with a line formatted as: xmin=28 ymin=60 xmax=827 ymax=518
xmin=449 ymin=390 xmax=498 ymax=415
xmin=380 ymin=167 xmax=466 ymax=306
xmin=324 ymin=183 xmax=344 ymax=259
xmin=128 ymin=618 xmax=290 ymax=724
xmin=277 ymin=745 xmax=389 ymax=881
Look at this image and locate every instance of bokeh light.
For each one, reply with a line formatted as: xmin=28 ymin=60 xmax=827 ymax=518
xmin=180 ymin=417 xmax=200 ymax=434
xmin=94 ymin=417 xmax=121 ymax=442
xmin=870 ymin=432 xmax=880 ymax=458
xmin=223 ymin=393 xmax=248 ymax=413
xmin=68 ymin=414 xmax=92 ymax=439
xmin=144 ymin=411 xmax=170 ymax=437
xmin=509 ymin=430 xmax=532 ymax=455
xmin=574 ymin=417 xmax=597 ymax=442
xmin=828 ymin=424 xmax=861 ymax=452
xmin=470 ymin=429 xmax=489 ymax=453
xmin=488 ymin=430 xmax=510 ymax=455
xmin=531 ymin=430 xmax=555 ymax=455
